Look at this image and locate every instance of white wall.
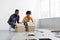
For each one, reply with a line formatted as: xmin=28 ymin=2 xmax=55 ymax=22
xmin=0 ymin=0 xmax=38 ymax=30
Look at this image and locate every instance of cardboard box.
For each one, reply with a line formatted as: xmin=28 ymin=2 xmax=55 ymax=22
xmin=27 ymin=22 xmax=35 ymax=32
xmin=15 ymin=22 xmax=35 ymax=32
xmin=15 ymin=23 xmax=26 ymax=32
xmin=27 ymin=26 xmax=35 ymax=32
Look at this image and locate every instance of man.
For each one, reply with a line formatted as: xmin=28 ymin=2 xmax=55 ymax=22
xmin=8 ymin=9 xmax=20 ymax=31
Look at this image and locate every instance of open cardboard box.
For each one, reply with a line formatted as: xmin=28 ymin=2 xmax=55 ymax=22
xmin=15 ymin=23 xmax=26 ymax=32
xmin=27 ymin=22 xmax=35 ymax=32
xmin=15 ymin=22 xmax=35 ymax=32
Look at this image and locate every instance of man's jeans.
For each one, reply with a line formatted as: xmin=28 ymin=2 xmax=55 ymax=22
xmin=10 ymin=18 xmax=16 ymax=29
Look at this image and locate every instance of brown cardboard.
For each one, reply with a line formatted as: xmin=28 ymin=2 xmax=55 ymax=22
xmin=27 ymin=22 xmax=35 ymax=32
xmin=15 ymin=22 xmax=35 ymax=32
xmin=26 ymin=26 xmax=35 ymax=32
xmin=15 ymin=23 xmax=26 ymax=32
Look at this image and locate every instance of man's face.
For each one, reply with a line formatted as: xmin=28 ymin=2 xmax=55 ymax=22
xmin=15 ymin=11 xmax=19 ymax=15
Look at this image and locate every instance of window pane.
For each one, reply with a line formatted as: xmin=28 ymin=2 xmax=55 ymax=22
xmin=40 ymin=0 xmax=50 ymax=18
xmin=51 ymin=0 xmax=60 ymax=17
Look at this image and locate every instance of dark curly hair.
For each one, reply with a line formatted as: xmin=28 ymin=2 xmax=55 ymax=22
xmin=26 ymin=11 xmax=31 ymax=15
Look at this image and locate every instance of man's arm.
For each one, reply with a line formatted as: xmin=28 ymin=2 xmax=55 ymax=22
xmin=17 ymin=16 xmax=20 ymax=23
xmin=7 ymin=15 xmax=13 ymax=25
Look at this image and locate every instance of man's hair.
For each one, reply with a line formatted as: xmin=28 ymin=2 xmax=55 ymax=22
xmin=15 ymin=9 xmax=19 ymax=12
xmin=26 ymin=11 xmax=31 ymax=15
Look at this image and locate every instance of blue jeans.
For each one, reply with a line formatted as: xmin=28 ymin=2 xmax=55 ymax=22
xmin=10 ymin=18 xmax=16 ymax=29
xmin=24 ymin=22 xmax=28 ymax=27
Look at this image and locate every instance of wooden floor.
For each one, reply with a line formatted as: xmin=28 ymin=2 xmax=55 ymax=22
xmin=0 ymin=30 xmax=60 ymax=40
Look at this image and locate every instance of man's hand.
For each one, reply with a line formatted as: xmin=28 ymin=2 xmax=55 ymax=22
xmin=19 ymin=22 xmax=23 ymax=24
xmin=13 ymin=23 xmax=16 ymax=25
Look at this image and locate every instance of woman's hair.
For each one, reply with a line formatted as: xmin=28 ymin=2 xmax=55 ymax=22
xmin=26 ymin=11 xmax=31 ymax=15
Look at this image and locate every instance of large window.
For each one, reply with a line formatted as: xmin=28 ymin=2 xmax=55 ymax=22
xmin=36 ymin=0 xmax=60 ymax=19
xmin=40 ymin=0 xmax=50 ymax=18
xmin=51 ymin=0 xmax=60 ymax=17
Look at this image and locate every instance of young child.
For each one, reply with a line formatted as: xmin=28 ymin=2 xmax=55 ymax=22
xmin=22 ymin=11 xmax=33 ymax=23
xmin=22 ymin=11 xmax=34 ymax=31
xmin=22 ymin=11 xmax=35 ymax=36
